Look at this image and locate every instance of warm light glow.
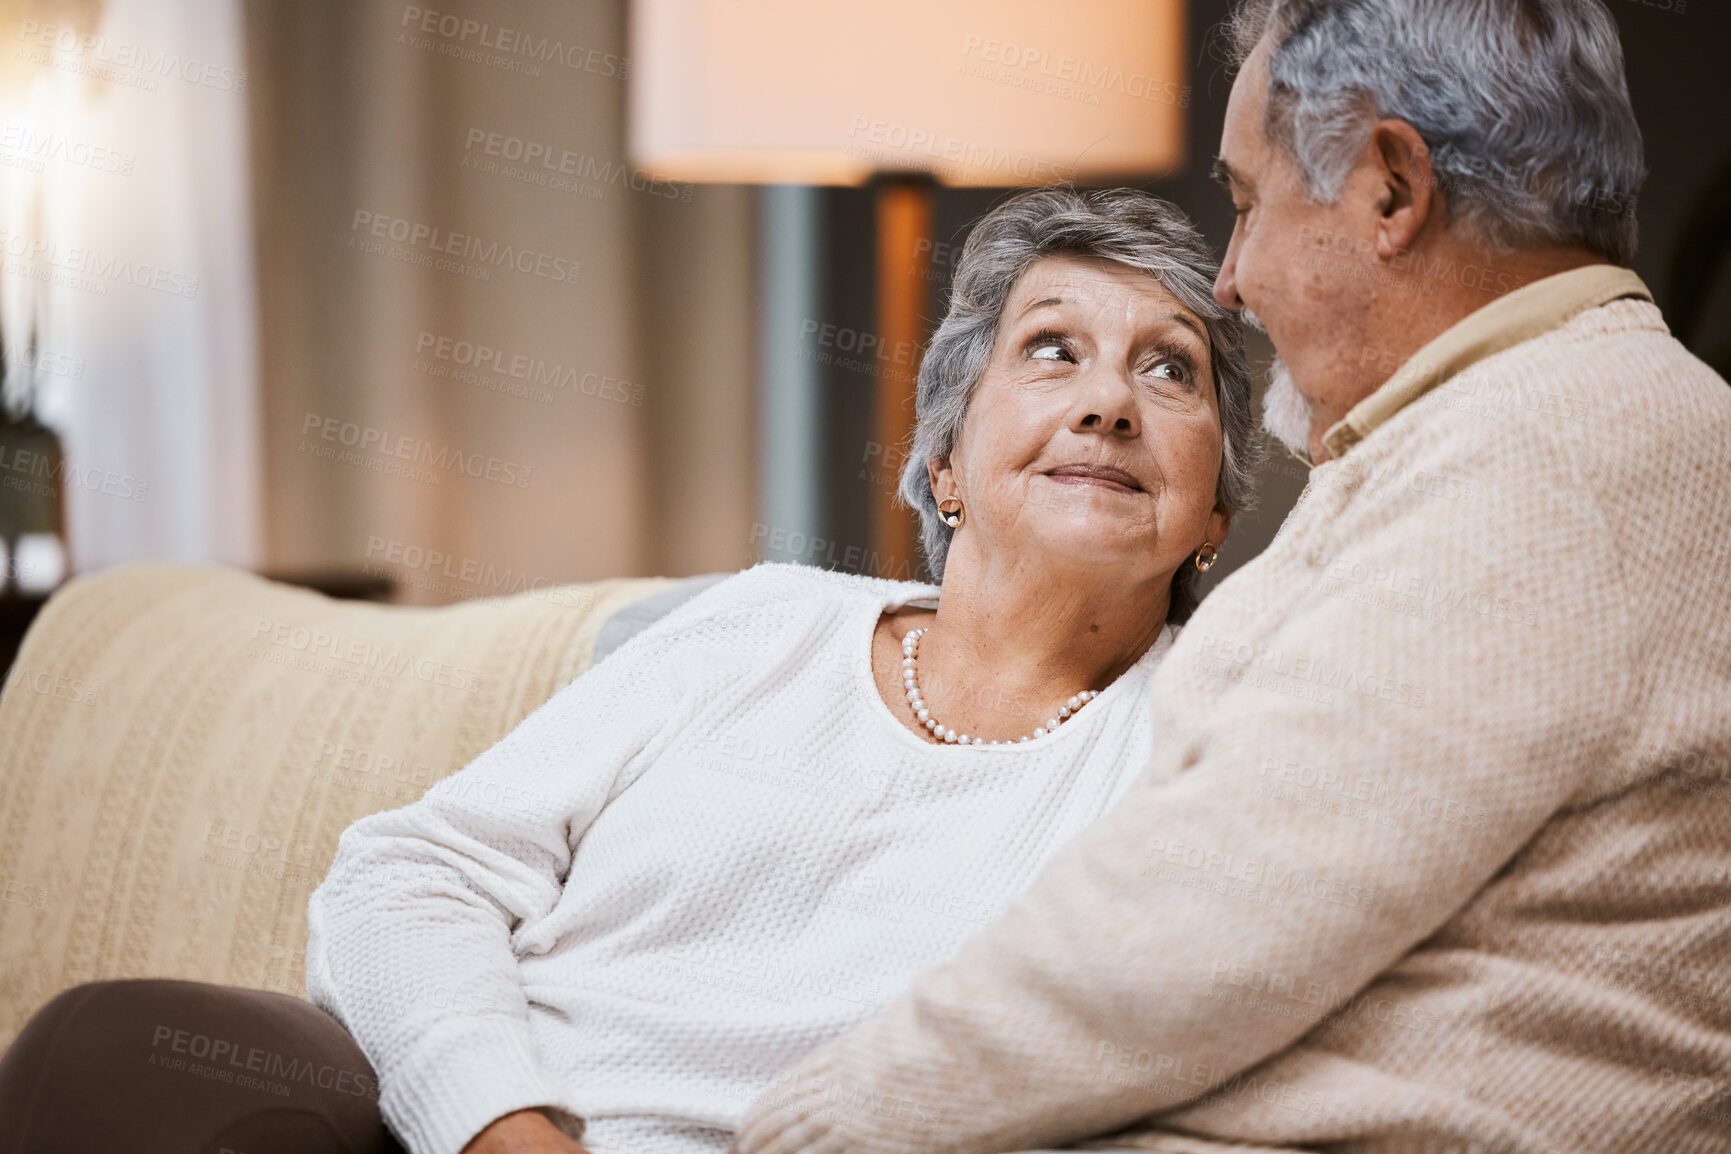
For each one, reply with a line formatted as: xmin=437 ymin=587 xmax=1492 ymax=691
xmin=628 ymin=0 xmax=1187 ymax=186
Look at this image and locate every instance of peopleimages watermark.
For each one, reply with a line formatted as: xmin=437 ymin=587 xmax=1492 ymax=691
xmin=1425 ymin=140 xmax=1641 ymax=220
xmin=0 ymin=122 xmax=135 ymax=176
xmin=348 ymin=210 xmax=581 ymax=287
xmin=1303 ymin=556 xmax=1538 ymax=629
xmin=796 ymin=317 xmax=919 ymax=383
xmin=312 ymin=738 xmax=438 ymax=807
xmin=15 ymin=20 xmax=248 ymax=93
xmin=461 ymin=127 xmax=692 ymax=203
xmin=748 ymin=523 xmax=920 ymax=582
xmin=1091 ymin=1039 xmax=1331 ymax=1115
xmin=199 ymin=819 xmax=323 ymax=888
xmin=362 ymin=535 xmax=599 ymax=610
xmin=1 ymin=875 xmax=52 ymax=912
xmin=1296 ymin=224 xmax=1522 ymax=297
xmin=0 ymin=663 xmax=100 ymax=707
xmin=959 ymin=34 xmax=1189 ymax=108
xmin=411 ymin=330 xmax=643 ymax=407
xmin=1307 ymin=457 xmax=1479 ymax=506
xmin=397 ymin=6 xmax=628 ymax=79
xmin=1140 ymin=835 xmax=1381 ymax=914
xmin=1 ymin=341 xmax=84 ymax=380
xmin=651 ymin=938 xmax=885 ymax=1010
xmin=249 ymin=615 xmax=483 ymax=692
xmin=0 ymin=441 xmax=150 ymax=503
xmin=703 ymin=729 xmax=922 ymax=806
xmin=1189 ymin=632 xmax=1428 ymax=708
xmin=802 ymin=319 xmax=920 ymax=370
xmin=859 ymin=439 xmax=911 ymax=494
xmin=1203 ymin=957 xmax=1441 ymax=1037
xmin=148 ymin=1022 xmax=373 ymax=1098
xmin=0 ymin=228 xmax=199 ymax=298
xmin=910 ymin=236 xmax=963 ymax=283
xmin=1258 ymin=754 xmax=1491 ymax=833
xmin=751 ymin=1071 xmax=936 ymax=1128
xmin=753 ymin=863 xmax=993 ymax=928
xmin=297 ymin=412 xmax=533 ymax=489
xmin=846 ymin=116 xmax=1077 ymax=185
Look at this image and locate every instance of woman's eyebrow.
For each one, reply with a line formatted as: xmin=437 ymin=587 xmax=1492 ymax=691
xmin=1015 ymin=296 xmax=1066 ymax=319
xmin=1168 ymin=312 xmax=1206 ymax=340
xmin=1012 ymin=299 xmax=1206 ymax=343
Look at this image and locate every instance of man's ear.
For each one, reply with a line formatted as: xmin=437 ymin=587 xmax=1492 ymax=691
xmin=1369 ymin=118 xmax=1438 ymax=259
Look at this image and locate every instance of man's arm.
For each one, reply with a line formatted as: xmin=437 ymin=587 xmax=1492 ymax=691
xmin=736 ymin=448 xmax=1636 ymax=1154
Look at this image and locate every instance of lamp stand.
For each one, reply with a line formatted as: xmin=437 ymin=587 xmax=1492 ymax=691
xmin=873 ymin=176 xmax=934 ymax=582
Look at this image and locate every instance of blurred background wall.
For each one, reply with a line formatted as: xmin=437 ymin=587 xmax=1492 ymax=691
xmin=246 ymin=0 xmax=756 ymax=597
xmin=0 ymin=0 xmax=1726 ymax=622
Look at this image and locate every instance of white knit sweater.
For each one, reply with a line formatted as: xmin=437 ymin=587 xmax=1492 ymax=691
xmin=304 ymin=563 xmax=1176 ymax=1154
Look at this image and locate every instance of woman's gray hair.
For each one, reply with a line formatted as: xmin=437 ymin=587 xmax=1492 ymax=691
xmin=1226 ymin=0 xmax=1645 ymax=265
xmin=897 ymin=187 xmax=1257 ymax=624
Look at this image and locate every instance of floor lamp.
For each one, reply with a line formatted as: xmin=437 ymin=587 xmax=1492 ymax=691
xmin=629 ymin=0 xmax=1187 ymax=579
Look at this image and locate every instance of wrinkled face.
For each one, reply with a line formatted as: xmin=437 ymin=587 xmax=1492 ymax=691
xmin=932 ymin=253 xmax=1230 ymax=590
xmin=1213 ymin=39 xmax=1378 ymax=459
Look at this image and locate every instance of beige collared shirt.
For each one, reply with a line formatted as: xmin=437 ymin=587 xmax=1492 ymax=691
xmin=1320 ymin=263 xmax=1653 ymax=461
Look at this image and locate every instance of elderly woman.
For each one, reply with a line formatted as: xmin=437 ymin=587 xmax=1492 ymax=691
xmin=0 ymin=188 xmax=1254 ymax=1154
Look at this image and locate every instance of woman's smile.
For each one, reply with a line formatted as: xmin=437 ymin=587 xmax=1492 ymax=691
xmin=1042 ymin=463 xmax=1146 ymax=494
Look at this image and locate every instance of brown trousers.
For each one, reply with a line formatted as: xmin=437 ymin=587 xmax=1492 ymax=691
xmin=0 ymin=979 xmax=405 ymax=1154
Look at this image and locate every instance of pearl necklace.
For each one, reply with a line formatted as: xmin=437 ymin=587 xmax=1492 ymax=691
xmin=901 ymin=627 xmax=1099 ymax=747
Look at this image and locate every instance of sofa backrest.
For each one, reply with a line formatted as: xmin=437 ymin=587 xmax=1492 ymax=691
xmin=0 ymin=562 xmax=676 ymax=1046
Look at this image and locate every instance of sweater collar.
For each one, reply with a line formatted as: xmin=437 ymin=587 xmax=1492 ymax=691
xmin=1319 ymin=263 xmax=1653 ymax=462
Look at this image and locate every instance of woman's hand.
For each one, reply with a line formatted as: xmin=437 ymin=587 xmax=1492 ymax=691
xmin=462 ymin=1108 xmax=591 ymax=1153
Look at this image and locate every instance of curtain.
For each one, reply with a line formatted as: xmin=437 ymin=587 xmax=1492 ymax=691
xmin=245 ymin=0 xmax=758 ymax=597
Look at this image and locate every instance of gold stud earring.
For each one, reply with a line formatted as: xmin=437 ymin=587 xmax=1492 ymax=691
xmin=938 ymin=497 xmax=965 ymax=529
xmin=1195 ymin=541 xmax=1218 ymax=573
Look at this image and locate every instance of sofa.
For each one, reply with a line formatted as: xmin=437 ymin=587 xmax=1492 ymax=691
xmin=0 ymin=563 xmax=723 ymax=1048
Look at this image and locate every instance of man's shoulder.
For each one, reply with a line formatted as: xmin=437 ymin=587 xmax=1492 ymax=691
xmin=1354 ymin=296 xmax=1730 ymax=500
xmin=1462 ymin=297 xmax=1729 ymax=448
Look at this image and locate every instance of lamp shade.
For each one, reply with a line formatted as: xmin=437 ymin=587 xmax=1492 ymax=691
xmin=628 ymin=0 xmax=1187 ymax=186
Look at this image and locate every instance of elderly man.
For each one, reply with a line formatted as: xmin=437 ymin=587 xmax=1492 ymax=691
xmin=734 ymin=1 xmax=1731 ymax=1153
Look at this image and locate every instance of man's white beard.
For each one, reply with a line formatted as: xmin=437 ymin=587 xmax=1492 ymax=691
xmin=1243 ymin=307 xmax=1313 ymax=456
xmin=1261 ymin=358 xmax=1313 ymax=456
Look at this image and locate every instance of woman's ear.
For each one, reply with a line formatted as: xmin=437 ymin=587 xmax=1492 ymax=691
xmin=1207 ymin=507 xmax=1234 ymax=549
xmin=927 ymin=457 xmax=955 ymax=502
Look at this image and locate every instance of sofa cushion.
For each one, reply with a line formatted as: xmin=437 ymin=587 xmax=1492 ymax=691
xmin=0 ymin=563 xmax=676 ymax=1046
xmin=591 ymin=572 xmax=731 ymax=664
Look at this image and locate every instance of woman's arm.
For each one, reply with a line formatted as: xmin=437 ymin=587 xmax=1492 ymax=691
xmin=306 ymin=621 xmax=700 ymax=1154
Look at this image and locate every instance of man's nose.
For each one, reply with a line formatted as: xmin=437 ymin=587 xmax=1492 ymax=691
xmin=1211 ymin=250 xmax=1239 ymax=309
xmin=1213 ymin=237 xmax=1243 ymax=311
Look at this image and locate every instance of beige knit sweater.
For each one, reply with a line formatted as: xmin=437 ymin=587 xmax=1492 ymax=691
xmin=733 ymin=266 xmax=1731 ymax=1154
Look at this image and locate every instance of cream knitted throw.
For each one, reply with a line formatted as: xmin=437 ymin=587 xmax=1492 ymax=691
xmin=0 ymin=563 xmax=673 ymax=1047
xmin=735 ymin=269 xmax=1731 ymax=1154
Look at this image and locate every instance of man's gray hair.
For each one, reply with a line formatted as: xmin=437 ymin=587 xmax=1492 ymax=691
xmin=1227 ymin=0 xmax=1646 ymax=265
xmin=897 ymin=187 xmax=1257 ymax=624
